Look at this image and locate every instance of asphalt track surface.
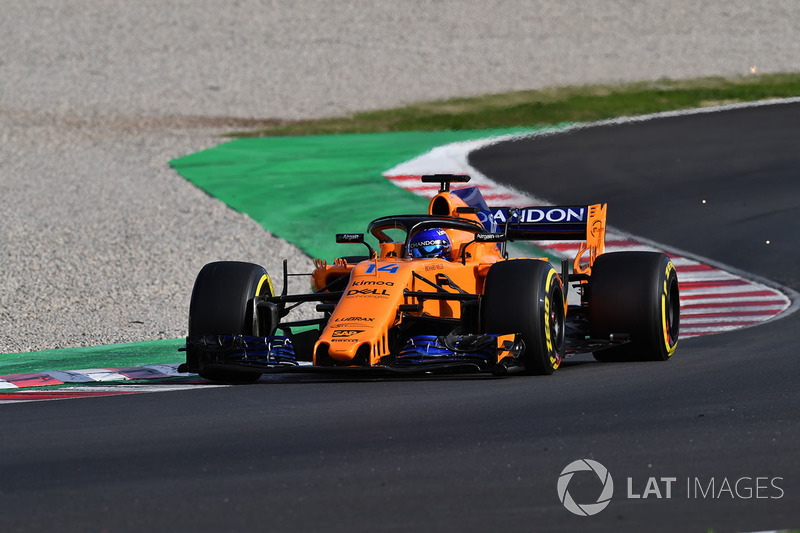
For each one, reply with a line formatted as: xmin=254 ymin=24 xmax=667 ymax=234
xmin=2 ymin=106 xmax=799 ymax=532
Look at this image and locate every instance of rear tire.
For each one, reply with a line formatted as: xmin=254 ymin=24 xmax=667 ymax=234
xmin=187 ymin=261 xmax=273 ymax=382
xmin=589 ymin=252 xmax=679 ymax=362
xmin=482 ymin=260 xmax=565 ymax=375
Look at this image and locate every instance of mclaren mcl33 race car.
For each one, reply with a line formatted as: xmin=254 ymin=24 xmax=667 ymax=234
xmin=180 ymin=174 xmax=679 ymax=382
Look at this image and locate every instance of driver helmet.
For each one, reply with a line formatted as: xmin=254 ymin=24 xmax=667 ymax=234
xmin=409 ymin=228 xmax=452 ymax=259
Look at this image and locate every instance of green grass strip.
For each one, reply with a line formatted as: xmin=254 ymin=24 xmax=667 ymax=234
xmin=235 ymin=73 xmax=800 ymax=137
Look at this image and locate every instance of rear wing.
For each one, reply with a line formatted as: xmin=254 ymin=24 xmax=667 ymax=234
xmin=448 ymin=186 xmax=607 ymax=274
xmin=490 ymin=204 xmax=607 ymax=274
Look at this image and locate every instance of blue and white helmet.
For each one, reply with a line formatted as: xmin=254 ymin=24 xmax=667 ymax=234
xmin=409 ymin=228 xmax=452 ymax=259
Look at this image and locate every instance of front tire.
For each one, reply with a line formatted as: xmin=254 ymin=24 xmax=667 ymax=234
xmin=482 ymin=260 xmax=565 ymax=375
xmin=589 ymin=252 xmax=679 ymax=362
xmin=187 ymin=261 xmax=273 ymax=382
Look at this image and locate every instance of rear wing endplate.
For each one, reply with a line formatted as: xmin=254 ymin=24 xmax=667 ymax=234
xmin=490 ymin=204 xmax=607 ymax=274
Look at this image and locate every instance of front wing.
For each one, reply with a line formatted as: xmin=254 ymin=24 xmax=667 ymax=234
xmin=183 ymin=332 xmax=525 ymax=375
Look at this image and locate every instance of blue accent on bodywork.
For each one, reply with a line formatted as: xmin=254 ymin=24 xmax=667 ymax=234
xmin=186 ymin=335 xmax=298 ymax=367
xmin=396 ymin=334 xmax=501 ymax=366
xmin=452 ymin=186 xmax=498 ymax=233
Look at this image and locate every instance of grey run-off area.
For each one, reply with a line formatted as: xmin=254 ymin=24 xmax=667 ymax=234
xmin=1 ymin=1 xmax=799 ymax=353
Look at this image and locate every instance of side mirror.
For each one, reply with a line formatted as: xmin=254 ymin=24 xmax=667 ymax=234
xmin=458 ymin=232 xmax=506 ymax=265
xmin=336 ymin=233 xmax=365 ymax=244
xmin=335 ymin=233 xmax=376 ymax=258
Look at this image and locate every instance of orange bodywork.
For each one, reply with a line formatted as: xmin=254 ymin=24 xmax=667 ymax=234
xmin=572 ymin=203 xmax=607 ymax=275
xmin=311 ymin=191 xmax=503 ymax=365
xmin=310 ymin=189 xmax=607 ymax=366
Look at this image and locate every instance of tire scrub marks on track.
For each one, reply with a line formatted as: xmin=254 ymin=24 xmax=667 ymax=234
xmin=382 ymin=127 xmax=793 ymax=340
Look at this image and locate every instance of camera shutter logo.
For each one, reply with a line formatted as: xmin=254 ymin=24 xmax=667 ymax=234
xmin=557 ymin=459 xmax=614 ymax=516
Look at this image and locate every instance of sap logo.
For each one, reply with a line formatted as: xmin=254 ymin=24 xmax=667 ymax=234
xmin=352 ymin=280 xmax=394 ymax=286
xmin=365 ymin=263 xmax=399 ymax=274
xmin=335 ymin=316 xmax=374 ymax=322
xmin=347 ymin=288 xmax=390 ymax=296
xmin=493 ymin=207 xmax=587 ymax=224
xmin=332 ymin=329 xmax=364 ymax=338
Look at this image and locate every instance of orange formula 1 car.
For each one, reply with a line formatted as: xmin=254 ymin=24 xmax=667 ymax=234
xmin=181 ymin=175 xmax=679 ymax=382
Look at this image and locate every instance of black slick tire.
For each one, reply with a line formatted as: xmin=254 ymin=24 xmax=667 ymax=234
xmin=482 ymin=259 xmax=565 ymax=375
xmin=187 ymin=261 xmax=273 ymax=382
xmin=589 ymin=252 xmax=680 ymax=362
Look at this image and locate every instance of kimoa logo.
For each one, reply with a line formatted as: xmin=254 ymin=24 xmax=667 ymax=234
xmin=557 ymin=459 xmax=614 ymax=516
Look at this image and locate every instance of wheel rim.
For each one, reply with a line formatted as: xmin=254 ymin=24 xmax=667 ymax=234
xmin=550 ymin=286 xmax=566 ymax=366
xmin=665 ymin=276 xmax=680 ymax=346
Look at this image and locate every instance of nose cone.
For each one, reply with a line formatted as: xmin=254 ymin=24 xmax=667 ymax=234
xmin=315 ymin=261 xmax=410 ymax=365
